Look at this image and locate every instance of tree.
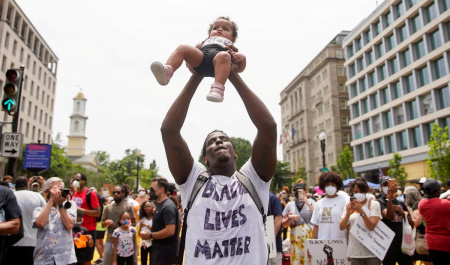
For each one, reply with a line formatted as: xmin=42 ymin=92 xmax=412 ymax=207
xmin=198 ymin=136 xmax=253 ymax=170
xmin=388 ymin=153 xmax=408 ymax=186
xmin=426 ymin=123 xmax=450 ymax=184
xmin=333 ymin=146 xmax=356 ymax=180
xmin=270 ymin=161 xmax=293 ymax=193
xmin=139 ymin=159 xmax=161 ymax=188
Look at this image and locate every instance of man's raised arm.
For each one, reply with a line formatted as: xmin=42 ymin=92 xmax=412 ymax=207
xmin=161 ymin=74 xmax=204 ymax=185
xmin=228 ymin=72 xmax=277 ymax=182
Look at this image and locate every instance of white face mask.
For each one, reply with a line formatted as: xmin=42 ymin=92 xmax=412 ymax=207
xmin=382 ymin=187 xmax=388 ymax=194
xmin=325 ymin=185 xmax=337 ymax=196
xmin=354 ymin=193 xmax=366 ymax=202
xmin=139 ymin=191 xmax=146 ymax=196
xmin=72 ymin=180 xmax=80 ymax=189
xmin=397 ymin=190 xmax=402 ymax=196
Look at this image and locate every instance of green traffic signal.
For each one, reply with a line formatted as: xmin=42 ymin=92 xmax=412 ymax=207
xmin=2 ymin=69 xmax=22 ymax=112
xmin=2 ymin=98 xmax=15 ymax=111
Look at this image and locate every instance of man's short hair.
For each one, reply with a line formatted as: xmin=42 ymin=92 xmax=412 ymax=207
xmin=14 ymin=176 xmax=28 ymax=189
xmin=152 ymin=177 xmax=169 ymax=193
xmin=3 ymin=175 xmax=12 ymax=181
xmin=44 ymin=177 xmax=63 ymax=191
xmin=79 ymin=173 xmax=87 ymax=182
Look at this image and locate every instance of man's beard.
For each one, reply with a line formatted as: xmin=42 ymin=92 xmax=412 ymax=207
xmin=114 ymin=197 xmax=123 ymax=203
xmin=217 ymin=153 xmax=230 ymax=163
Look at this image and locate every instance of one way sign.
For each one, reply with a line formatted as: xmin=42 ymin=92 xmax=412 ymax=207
xmin=2 ymin=133 xmax=23 ymax=158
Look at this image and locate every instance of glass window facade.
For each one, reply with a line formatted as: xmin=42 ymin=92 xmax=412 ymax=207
xmin=434 ymin=57 xmax=446 ymax=79
xmin=437 ymin=86 xmax=450 ymax=109
xmin=387 ymin=134 xmax=395 ymax=153
xmin=398 ymin=24 xmax=408 ymax=43
xmin=430 ymin=29 xmax=442 ymax=50
xmin=390 ymin=57 xmax=398 ymax=74
xmin=425 ymin=3 xmax=437 ymax=23
xmin=412 ymin=126 xmax=422 ymax=147
xmin=402 ymin=49 xmax=411 ymax=67
xmin=409 ymin=99 xmax=419 ymax=120
xmin=393 ymin=81 xmax=402 ymax=99
xmin=376 ymin=138 xmax=384 ymax=155
xmin=415 ymin=39 xmax=426 ymax=59
xmin=405 ymin=74 xmax=416 ymax=93
xmin=418 ymin=65 xmax=430 ymax=87
xmin=384 ymin=110 xmax=392 ymax=128
xmin=399 ymin=130 xmax=408 ymax=150
xmin=411 ymin=14 xmax=422 ymax=33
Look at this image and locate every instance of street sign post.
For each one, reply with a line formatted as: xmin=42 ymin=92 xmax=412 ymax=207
xmin=1 ymin=132 xmax=23 ymax=158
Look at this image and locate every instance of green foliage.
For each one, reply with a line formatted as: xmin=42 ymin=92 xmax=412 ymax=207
xmin=334 ymin=146 xmax=356 ymax=180
xmin=270 ymin=160 xmax=293 ymax=193
xmin=388 ymin=153 xmax=408 ymax=186
xmin=426 ymin=123 xmax=450 ymax=184
xmin=198 ymin=137 xmax=253 ymax=170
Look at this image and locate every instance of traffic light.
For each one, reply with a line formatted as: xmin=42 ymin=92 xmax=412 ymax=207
xmin=2 ymin=69 xmax=22 ymax=112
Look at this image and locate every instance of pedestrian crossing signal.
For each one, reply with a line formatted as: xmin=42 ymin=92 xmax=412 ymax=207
xmin=2 ymin=69 xmax=22 ymax=112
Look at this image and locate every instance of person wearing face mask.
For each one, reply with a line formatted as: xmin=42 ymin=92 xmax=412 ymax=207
xmin=282 ymin=181 xmax=316 ymax=265
xmin=140 ymin=177 xmax=179 ymax=265
xmin=311 ymin=172 xmax=349 ymax=240
xmin=72 ymin=173 xmax=100 ymax=265
xmin=340 ymin=177 xmax=382 ymax=265
xmin=136 ymin=188 xmax=149 ymax=205
xmin=377 ymin=176 xmax=414 ymax=265
xmin=101 ymin=185 xmax=136 ymax=265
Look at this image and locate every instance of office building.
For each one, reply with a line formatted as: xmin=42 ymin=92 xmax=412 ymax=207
xmin=343 ymin=0 xmax=449 ymax=182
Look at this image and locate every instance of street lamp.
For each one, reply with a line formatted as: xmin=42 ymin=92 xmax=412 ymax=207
xmin=318 ymin=131 xmax=327 ymax=172
xmin=136 ymin=152 xmax=141 ymax=193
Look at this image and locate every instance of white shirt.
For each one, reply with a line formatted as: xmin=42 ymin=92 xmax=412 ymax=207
xmin=179 ymin=160 xmax=270 ymax=265
xmin=311 ymin=195 xmax=349 ymax=239
xmin=201 ymin=36 xmax=233 ymax=48
xmin=14 ymin=190 xmax=46 ymax=246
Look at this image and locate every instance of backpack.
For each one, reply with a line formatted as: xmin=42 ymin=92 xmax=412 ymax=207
xmin=176 ymin=171 xmax=266 ymax=265
xmin=86 ymin=189 xmax=105 ymax=222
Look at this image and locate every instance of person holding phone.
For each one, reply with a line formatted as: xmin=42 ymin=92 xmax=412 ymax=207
xmin=282 ymin=181 xmax=316 ymax=265
xmin=33 ymin=177 xmax=78 ymax=265
xmin=340 ymin=177 xmax=382 ymax=265
xmin=377 ymin=176 xmax=414 ymax=265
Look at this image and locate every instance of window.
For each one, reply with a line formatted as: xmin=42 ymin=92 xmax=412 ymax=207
xmin=20 ymin=48 xmax=24 ymax=62
xmin=28 ymin=102 xmax=32 ymax=116
xmin=373 ymin=116 xmax=381 ymax=133
xmin=393 ymin=81 xmax=402 ymax=99
xmin=366 ymin=49 xmax=374 ymax=65
xmin=401 ymin=49 xmax=411 ymax=67
xmin=362 ymin=98 xmax=369 ymax=114
xmin=375 ymin=43 xmax=384 ymax=59
xmin=381 ymin=88 xmax=390 ymax=104
xmin=371 ymin=93 xmax=379 ymax=109
xmin=349 ymin=63 xmax=356 ymax=77
xmin=368 ymin=142 xmax=374 ymax=158
xmin=357 ymin=57 xmax=364 ymax=72
xmin=356 ymin=38 xmax=362 ymax=51
xmin=418 ymin=66 xmax=430 ymax=87
xmin=415 ymin=39 xmax=426 ymax=59
xmin=340 ymin=99 xmax=347 ymax=109
xmin=343 ymin=134 xmax=350 ymax=144
xmin=390 ymin=57 xmax=398 ymax=74
xmin=387 ymin=134 xmax=395 ymax=153
xmin=379 ymin=64 xmax=386 ymax=81
xmin=12 ymin=40 xmax=17 ymax=55
xmin=25 ymin=122 xmax=29 ymax=137
xmin=374 ymin=21 xmax=381 ymax=36
xmin=399 ymin=130 xmax=408 ymax=150
xmin=4 ymin=33 xmax=9 ymax=48
xmin=365 ymin=29 xmax=372 ymax=43
xmin=425 ymin=122 xmax=434 ymax=141
xmin=1 ymin=56 xmax=6 ymax=72
xmin=398 ymin=24 xmax=408 ymax=43
xmin=74 ymin=121 xmax=79 ymax=131
xmin=412 ymin=126 xmax=422 ymax=147
xmin=421 ymin=94 xmax=435 ymax=115
xmin=348 ymin=44 xmax=354 ymax=57
xmin=430 ymin=29 xmax=442 ymax=50
xmin=434 ymin=57 xmax=446 ymax=80
xmin=376 ymin=138 xmax=384 ymax=155
xmin=443 ymin=0 xmax=450 ymax=11
xmin=384 ymin=111 xmax=392 ymax=128
xmin=339 ymin=83 xmax=346 ymax=92
xmin=358 ymin=144 xmax=364 ymax=160
xmin=364 ymin=120 xmax=371 ymax=136
xmin=425 ymin=3 xmax=437 ymax=23
xmin=411 ymin=14 xmax=422 ymax=33
xmin=351 ymin=84 xmax=358 ymax=98
xmin=409 ymin=99 xmax=419 ymax=120
xmin=369 ymin=71 xmax=376 ymax=87
xmin=396 ymin=1 xmax=405 ymax=18
xmin=405 ymin=74 xmax=415 ymax=93
xmin=360 ymin=77 xmax=367 ymax=92
xmin=386 ymin=34 xmax=395 ymax=51
xmin=342 ymin=117 xmax=349 ymax=126
xmin=336 ymin=50 xmax=343 ymax=59
xmin=437 ymin=86 xmax=450 ymax=109
xmin=337 ymin=66 xmax=344 ymax=76
xmin=353 ymin=103 xmax=361 ymax=117
xmin=395 ymin=106 xmax=405 ymax=125
xmin=384 ymin=11 xmax=393 ymax=28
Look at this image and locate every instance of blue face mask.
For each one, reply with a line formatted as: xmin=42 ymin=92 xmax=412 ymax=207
xmin=281 ymin=193 xmax=286 ymax=198
xmin=8 ymin=182 xmax=12 ymax=188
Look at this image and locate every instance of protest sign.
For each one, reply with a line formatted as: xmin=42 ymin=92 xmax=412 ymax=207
xmin=349 ymin=216 xmax=395 ymax=260
xmin=265 ymin=215 xmax=276 ymax=258
xmin=307 ymin=238 xmax=349 ymax=265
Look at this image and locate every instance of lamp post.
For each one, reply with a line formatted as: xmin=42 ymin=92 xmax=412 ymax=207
xmin=136 ymin=152 xmax=141 ymax=193
xmin=318 ymin=131 xmax=327 ymax=172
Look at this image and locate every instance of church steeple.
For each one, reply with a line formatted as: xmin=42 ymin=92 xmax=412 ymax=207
xmin=67 ymin=90 xmax=88 ymax=157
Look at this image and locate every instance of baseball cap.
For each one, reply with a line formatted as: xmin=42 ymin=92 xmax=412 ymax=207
xmin=31 ymin=182 xmax=39 ymax=187
xmin=293 ymin=183 xmax=305 ymax=191
xmin=423 ymin=179 xmax=440 ymax=195
xmin=168 ymin=183 xmax=178 ymax=193
xmin=380 ymin=176 xmax=392 ymax=185
xmin=419 ymin=177 xmax=427 ymax=184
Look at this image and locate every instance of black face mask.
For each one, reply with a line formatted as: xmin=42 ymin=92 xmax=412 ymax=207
xmin=149 ymin=189 xmax=156 ymax=200
xmin=114 ymin=197 xmax=123 ymax=204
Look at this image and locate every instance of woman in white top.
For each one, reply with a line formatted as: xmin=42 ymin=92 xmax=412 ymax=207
xmin=311 ymin=172 xmax=349 ymax=240
xmin=282 ymin=182 xmax=316 ymax=265
xmin=339 ymin=177 xmax=382 ymax=265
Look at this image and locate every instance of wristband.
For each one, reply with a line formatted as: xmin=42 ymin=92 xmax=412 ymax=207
xmin=360 ymin=213 xmax=366 ymax=217
xmin=58 ymin=204 xmax=64 ymax=209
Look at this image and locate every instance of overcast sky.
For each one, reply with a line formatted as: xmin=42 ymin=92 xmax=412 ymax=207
xmin=17 ymin=0 xmax=379 ymax=183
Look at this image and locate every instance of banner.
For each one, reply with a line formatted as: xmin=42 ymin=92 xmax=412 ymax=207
xmin=307 ymin=238 xmax=349 ymax=265
xmin=265 ymin=215 xmax=276 ymax=258
xmin=349 ymin=216 xmax=395 ymax=260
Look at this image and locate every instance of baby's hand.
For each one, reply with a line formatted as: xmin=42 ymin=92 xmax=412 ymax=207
xmin=231 ymin=52 xmax=245 ymax=64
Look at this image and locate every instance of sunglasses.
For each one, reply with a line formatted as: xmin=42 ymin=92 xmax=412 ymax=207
xmin=112 ymin=191 xmax=122 ymax=194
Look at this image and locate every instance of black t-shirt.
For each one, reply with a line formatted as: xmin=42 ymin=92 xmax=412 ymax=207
xmin=377 ymin=196 xmax=408 ymax=244
xmin=152 ymin=198 xmax=179 ymax=248
xmin=0 ymin=186 xmax=22 ymax=263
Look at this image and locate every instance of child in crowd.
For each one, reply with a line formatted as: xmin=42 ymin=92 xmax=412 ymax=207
xmin=151 ymin=16 xmax=246 ymax=102
xmin=138 ymin=201 xmax=155 ymax=265
xmin=112 ymin=212 xmax=137 ymax=265
xmin=73 ymin=209 xmax=93 ymax=265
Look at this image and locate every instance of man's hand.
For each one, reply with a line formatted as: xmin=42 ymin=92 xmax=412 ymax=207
xmin=140 ymin=230 xmax=150 ymax=240
xmin=393 ymin=205 xmax=405 ymax=216
xmin=103 ymin=219 xmax=114 ymax=227
xmin=387 ymin=183 xmax=397 ymax=200
xmin=49 ymin=187 xmax=66 ymax=205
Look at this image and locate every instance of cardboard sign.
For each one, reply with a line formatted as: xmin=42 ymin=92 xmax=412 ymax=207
xmin=349 ymin=217 xmax=395 ymax=260
xmin=307 ymin=238 xmax=349 ymax=265
xmin=265 ymin=215 xmax=276 ymax=258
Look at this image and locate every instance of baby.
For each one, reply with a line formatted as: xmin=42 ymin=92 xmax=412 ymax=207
xmin=151 ymin=16 xmax=246 ymax=102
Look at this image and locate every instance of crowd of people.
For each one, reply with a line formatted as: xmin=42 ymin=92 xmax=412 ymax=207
xmin=276 ymin=174 xmax=450 ymax=265
xmin=0 ymin=174 xmax=183 ymax=265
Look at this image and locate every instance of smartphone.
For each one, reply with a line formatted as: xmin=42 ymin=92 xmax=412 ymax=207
xmin=350 ymin=197 xmax=356 ymax=201
xmin=389 ymin=179 xmax=397 ymax=188
xmin=298 ymin=189 xmax=306 ymax=199
xmin=60 ymin=188 xmax=70 ymax=197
